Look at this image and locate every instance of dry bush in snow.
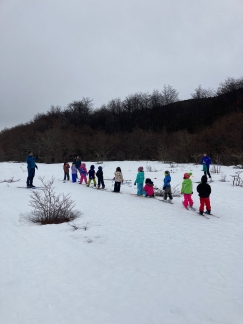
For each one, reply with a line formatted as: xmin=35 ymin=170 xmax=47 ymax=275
xmin=29 ymin=177 xmax=80 ymax=225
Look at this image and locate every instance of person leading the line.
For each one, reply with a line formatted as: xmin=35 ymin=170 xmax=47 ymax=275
xmin=26 ymin=151 xmax=38 ymax=188
xmin=200 ymin=153 xmax=212 ymax=181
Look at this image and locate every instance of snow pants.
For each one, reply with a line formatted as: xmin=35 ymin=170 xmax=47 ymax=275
xmin=64 ymin=172 xmax=69 ymax=181
xmin=27 ymin=168 xmax=35 ymax=187
xmin=164 ymin=187 xmax=173 ymax=200
xmin=183 ymin=194 xmax=194 ymax=208
xmin=114 ymin=181 xmax=121 ymax=192
xmin=72 ymin=173 xmax=77 ymax=182
xmin=137 ymin=183 xmax=143 ymax=196
xmin=199 ymin=197 xmax=211 ymax=213
xmin=204 ymin=167 xmax=211 ymax=179
xmin=87 ymin=178 xmax=97 ymax=187
xmin=97 ymin=177 xmax=105 ymax=188
xmin=80 ymin=175 xmax=87 ymax=184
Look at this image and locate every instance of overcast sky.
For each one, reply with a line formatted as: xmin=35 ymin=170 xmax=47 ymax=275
xmin=0 ymin=0 xmax=243 ymax=131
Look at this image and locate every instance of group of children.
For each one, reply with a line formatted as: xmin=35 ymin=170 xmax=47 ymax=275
xmin=63 ymin=161 xmax=212 ymax=214
xmin=63 ymin=162 xmax=105 ymax=189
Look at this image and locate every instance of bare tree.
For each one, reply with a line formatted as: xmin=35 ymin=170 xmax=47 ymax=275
xmin=217 ymin=76 xmax=243 ymax=95
xmin=191 ymin=85 xmax=215 ymax=99
xmin=161 ymin=85 xmax=179 ymax=105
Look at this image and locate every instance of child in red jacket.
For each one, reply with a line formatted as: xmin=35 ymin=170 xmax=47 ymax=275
xmin=63 ymin=162 xmax=70 ymax=181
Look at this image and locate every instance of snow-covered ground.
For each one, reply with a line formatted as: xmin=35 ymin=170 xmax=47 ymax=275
xmin=0 ymin=161 xmax=242 ymax=324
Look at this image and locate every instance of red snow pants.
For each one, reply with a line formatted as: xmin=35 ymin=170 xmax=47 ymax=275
xmin=183 ymin=194 xmax=194 ymax=208
xmin=199 ymin=197 xmax=211 ymax=212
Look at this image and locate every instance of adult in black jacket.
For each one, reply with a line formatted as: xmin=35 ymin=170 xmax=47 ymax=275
xmin=197 ymin=175 xmax=212 ymax=215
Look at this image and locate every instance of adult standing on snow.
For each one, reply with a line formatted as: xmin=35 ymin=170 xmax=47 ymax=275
xmin=26 ymin=151 xmax=38 ymax=188
xmin=73 ymin=155 xmax=82 ymax=175
xmin=200 ymin=153 xmax=212 ymax=181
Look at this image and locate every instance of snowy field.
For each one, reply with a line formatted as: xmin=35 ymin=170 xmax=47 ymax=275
xmin=0 ymin=161 xmax=243 ymax=324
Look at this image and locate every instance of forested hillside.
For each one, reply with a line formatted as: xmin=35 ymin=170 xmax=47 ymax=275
xmin=0 ymin=77 xmax=243 ymax=165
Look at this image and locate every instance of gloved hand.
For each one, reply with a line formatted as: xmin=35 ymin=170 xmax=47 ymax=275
xmin=191 ymin=191 xmax=193 ymax=194
xmin=134 ymin=182 xmax=136 ymax=186
xmin=35 ymin=165 xmax=38 ymax=170
xmin=163 ymin=186 xmax=166 ymax=190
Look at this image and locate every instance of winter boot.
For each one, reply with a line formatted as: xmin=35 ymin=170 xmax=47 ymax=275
xmin=205 ymin=210 xmax=211 ymax=215
xmin=199 ymin=210 xmax=204 ymax=215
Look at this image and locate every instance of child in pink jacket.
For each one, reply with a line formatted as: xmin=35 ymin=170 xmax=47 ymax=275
xmin=79 ymin=163 xmax=88 ymax=184
xmin=143 ymin=179 xmax=155 ymax=197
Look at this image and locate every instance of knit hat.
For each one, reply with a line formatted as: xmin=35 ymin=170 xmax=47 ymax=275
xmin=98 ymin=166 xmax=102 ymax=170
xmin=91 ymin=165 xmax=95 ymax=170
xmin=184 ymin=172 xmax=192 ymax=179
xmin=164 ymin=170 xmax=170 ymax=175
xmin=138 ymin=166 xmax=143 ymax=171
xmin=28 ymin=150 xmax=32 ymax=154
xmin=201 ymin=175 xmax=207 ymax=183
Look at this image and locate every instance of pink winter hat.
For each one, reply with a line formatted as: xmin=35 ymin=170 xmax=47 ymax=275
xmin=138 ymin=166 xmax=144 ymax=171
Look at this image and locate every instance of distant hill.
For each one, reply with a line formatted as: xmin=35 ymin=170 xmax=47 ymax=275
xmin=0 ymin=85 xmax=243 ymax=165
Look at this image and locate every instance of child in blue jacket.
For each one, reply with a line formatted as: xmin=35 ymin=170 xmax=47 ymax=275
xmin=163 ymin=170 xmax=173 ymax=202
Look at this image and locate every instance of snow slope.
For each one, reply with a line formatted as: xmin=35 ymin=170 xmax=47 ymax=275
xmin=0 ymin=161 xmax=242 ymax=324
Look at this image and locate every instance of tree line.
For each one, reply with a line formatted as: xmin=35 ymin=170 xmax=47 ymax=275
xmin=0 ymin=77 xmax=243 ymax=166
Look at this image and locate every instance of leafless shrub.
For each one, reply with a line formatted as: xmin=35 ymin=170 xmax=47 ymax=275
xmin=211 ymin=154 xmax=221 ymax=173
xmin=0 ymin=177 xmax=20 ymax=183
xmin=211 ymin=164 xmax=221 ymax=174
xmin=231 ymin=171 xmax=243 ymax=187
xmin=146 ymin=165 xmax=157 ymax=172
xmin=169 ymin=162 xmax=178 ymax=168
xmin=171 ymin=184 xmax=181 ymax=197
xmin=219 ymin=174 xmax=227 ymax=182
xmin=154 ymin=187 xmax=164 ymax=197
xmin=80 ymin=223 xmax=89 ymax=231
xmin=155 ymin=184 xmax=181 ymax=197
xmin=29 ymin=177 xmax=80 ymax=225
xmin=68 ymin=223 xmax=79 ymax=230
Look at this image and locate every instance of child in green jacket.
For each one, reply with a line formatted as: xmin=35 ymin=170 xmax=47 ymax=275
xmin=181 ymin=172 xmax=194 ymax=210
